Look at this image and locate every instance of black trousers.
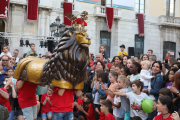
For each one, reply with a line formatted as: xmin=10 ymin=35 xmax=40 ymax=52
xmin=94 ymin=104 xmax=101 ymax=120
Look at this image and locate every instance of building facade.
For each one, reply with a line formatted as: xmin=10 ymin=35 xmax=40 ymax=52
xmin=0 ymin=0 xmax=180 ymax=60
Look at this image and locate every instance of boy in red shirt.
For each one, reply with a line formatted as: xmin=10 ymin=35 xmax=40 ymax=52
xmin=16 ymin=80 xmax=38 ymax=120
xmin=100 ymin=100 xmax=115 ymax=120
xmin=51 ymin=88 xmax=81 ymax=120
xmin=95 ymin=95 xmax=107 ymax=120
xmin=0 ymin=88 xmax=11 ymax=113
xmin=41 ymin=86 xmax=54 ymax=120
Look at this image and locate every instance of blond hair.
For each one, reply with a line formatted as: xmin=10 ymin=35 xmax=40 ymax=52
xmin=118 ymin=75 xmax=129 ymax=87
xmin=99 ymin=45 xmax=106 ymax=52
xmin=141 ymin=60 xmax=151 ymax=68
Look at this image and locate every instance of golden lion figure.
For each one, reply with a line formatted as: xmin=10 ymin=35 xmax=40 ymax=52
xmin=13 ymin=22 xmax=91 ymax=89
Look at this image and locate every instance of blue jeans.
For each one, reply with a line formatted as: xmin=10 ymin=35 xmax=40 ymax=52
xmin=52 ymin=111 xmax=73 ymax=120
xmin=41 ymin=111 xmax=52 ymax=119
xmin=6 ymin=110 xmax=14 ymax=120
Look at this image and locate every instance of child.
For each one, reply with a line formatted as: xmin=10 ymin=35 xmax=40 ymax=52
xmin=0 ymin=87 xmax=11 ymax=114
xmin=73 ymin=90 xmax=84 ymax=119
xmin=101 ymin=71 xmax=118 ymax=103
xmin=41 ymin=86 xmax=54 ymax=120
xmin=113 ymin=80 xmax=155 ymax=120
xmin=112 ymin=75 xmax=131 ymax=120
xmin=16 ymin=80 xmax=38 ymax=120
xmin=92 ymin=71 xmax=107 ymax=120
xmin=154 ymin=96 xmax=174 ymax=120
xmin=27 ymin=43 xmax=38 ymax=57
xmin=165 ymin=67 xmax=178 ymax=89
xmin=159 ymin=88 xmax=172 ymax=98
xmin=0 ymin=45 xmax=12 ymax=60
xmin=120 ymin=67 xmax=130 ymax=76
xmin=140 ymin=60 xmax=154 ymax=89
xmin=112 ymin=86 xmax=124 ymax=120
xmin=7 ymin=67 xmax=17 ymax=86
xmin=117 ymin=44 xmax=127 ymax=56
xmin=3 ymin=76 xmax=16 ymax=120
xmin=129 ymin=62 xmax=141 ymax=83
xmin=77 ymin=93 xmax=95 ymax=120
xmin=39 ymin=54 xmax=42 ymax=58
xmin=99 ymin=45 xmax=107 ymax=59
xmin=115 ymin=65 xmax=124 ymax=76
xmin=109 ymin=64 xmax=116 ymax=72
xmin=95 ymin=95 xmax=107 ymax=120
xmin=100 ymin=100 xmax=115 ymax=120
xmin=127 ymin=59 xmax=135 ymax=68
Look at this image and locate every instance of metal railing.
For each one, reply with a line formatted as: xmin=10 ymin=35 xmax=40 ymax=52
xmin=95 ymin=5 xmax=119 ymax=16
xmin=159 ymin=15 xmax=180 ymax=24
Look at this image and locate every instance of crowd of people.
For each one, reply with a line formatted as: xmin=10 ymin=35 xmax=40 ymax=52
xmin=0 ymin=43 xmax=180 ymax=120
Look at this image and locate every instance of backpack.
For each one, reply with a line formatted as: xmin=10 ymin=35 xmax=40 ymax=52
xmin=0 ymin=104 xmax=9 ymax=120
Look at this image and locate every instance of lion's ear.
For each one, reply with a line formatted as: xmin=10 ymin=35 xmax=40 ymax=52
xmin=57 ymin=30 xmax=76 ymax=52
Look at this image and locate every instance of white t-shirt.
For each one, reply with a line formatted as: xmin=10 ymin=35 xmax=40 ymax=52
xmin=126 ymin=92 xmax=150 ymax=120
xmin=0 ymin=52 xmax=12 ymax=58
xmin=16 ymin=57 xmax=19 ymax=63
xmin=113 ymin=95 xmax=124 ymax=118
xmin=140 ymin=69 xmax=153 ymax=86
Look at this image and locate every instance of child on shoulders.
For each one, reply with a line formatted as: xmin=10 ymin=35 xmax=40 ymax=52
xmin=0 ymin=45 xmax=12 ymax=60
xmin=99 ymin=45 xmax=107 ymax=59
xmin=27 ymin=43 xmax=38 ymax=57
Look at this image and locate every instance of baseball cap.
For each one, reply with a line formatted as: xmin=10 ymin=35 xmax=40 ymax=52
xmin=120 ymin=44 xmax=125 ymax=48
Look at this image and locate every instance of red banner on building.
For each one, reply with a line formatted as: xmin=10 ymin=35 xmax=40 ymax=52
xmin=0 ymin=0 xmax=10 ymax=19
xmin=137 ymin=14 xmax=144 ymax=36
xmin=106 ymin=7 xmax=114 ymax=32
xmin=63 ymin=2 xmax=72 ymax=26
xmin=27 ymin=0 xmax=39 ymax=21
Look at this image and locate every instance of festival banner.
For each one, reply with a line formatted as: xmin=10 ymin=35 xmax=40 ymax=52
xmin=137 ymin=14 xmax=144 ymax=36
xmin=63 ymin=2 xmax=73 ymax=26
xmin=27 ymin=0 xmax=39 ymax=21
xmin=0 ymin=0 xmax=10 ymax=19
xmin=106 ymin=7 xmax=114 ymax=32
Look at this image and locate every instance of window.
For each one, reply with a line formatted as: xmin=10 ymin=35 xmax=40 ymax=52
xmin=135 ymin=0 xmax=145 ymax=14
xmin=166 ymin=0 xmax=175 ymax=16
xmin=163 ymin=41 xmax=176 ymax=59
xmin=100 ymin=31 xmax=111 ymax=58
xmin=134 ymin=35 xmax=144 ymax=58
xmin=101 ymin=0 xmax=106 ymax=6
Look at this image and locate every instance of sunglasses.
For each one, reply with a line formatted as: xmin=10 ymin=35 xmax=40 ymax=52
xmin=2 ymin=60 xmax=8 ymax=61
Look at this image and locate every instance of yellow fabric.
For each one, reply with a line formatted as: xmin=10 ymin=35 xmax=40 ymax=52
xmin=117 ymin=51 xmax=128 ymax=56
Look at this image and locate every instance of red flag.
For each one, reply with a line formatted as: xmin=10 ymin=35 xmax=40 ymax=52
xmin=137 ymin=14 xmax=144 ymax=36
xmin=63 ymin=2 xmax=72 ymax=26
xmin=106 ymin=7 xmax=114 ymax=32
xmin=0 ymin=0 xmax=10 ymax=19
xmin=27 ymin=0 xmax=39 ymax=21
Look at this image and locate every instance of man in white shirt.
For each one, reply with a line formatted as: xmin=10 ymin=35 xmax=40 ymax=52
xmin=13 ymin=49 xmax=19 ymax=63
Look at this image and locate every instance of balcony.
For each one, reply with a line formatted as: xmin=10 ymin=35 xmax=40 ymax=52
xmin=159 ymin=15 xmax=180 ymax=27
xmin=94 ymin=5 xmax=121 ymax=19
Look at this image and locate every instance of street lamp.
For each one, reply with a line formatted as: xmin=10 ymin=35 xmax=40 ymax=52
xmin=50 ymin=16 xmax=65 ymax=37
